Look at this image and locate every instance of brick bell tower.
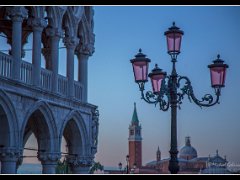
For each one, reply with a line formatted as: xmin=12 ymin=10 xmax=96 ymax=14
xmin=128 ymin=102 xmax=142 ymax=169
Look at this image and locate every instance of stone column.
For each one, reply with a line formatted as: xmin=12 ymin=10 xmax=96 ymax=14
xmin=28 ymin=18 xmax=47 ymax=87
xmin=16 ymin=151 xmax=23 ymax=171
xmin=38 ymin=152 xmax=60 ymax=174
xmin=0 ymin=148 xmax=20 ymax=174
xmin=42 ymin=47 xmax=51 ymax=69
xmin=67 ymin=155 xmax=93 ymax=174
xmin=75 ymin=45 xmax=91 ymax=103
xmin=45 ymin=27 xmax=62 ymax=93
xmin=6 ymin=7 xmax=28 ymax=80
xmin=63 ymin=37 xmax=78 ymax=98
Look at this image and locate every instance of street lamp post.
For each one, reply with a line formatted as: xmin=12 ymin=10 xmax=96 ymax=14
xmin=130 ymin=22 xmax=229 ymax=174
xmin=118 ymin=155 xmax=130 ymax=174
xmin=118 ymin=162 xmax=123 ymax=173
xmin=126 ymin=155 xmax=129 ymax=174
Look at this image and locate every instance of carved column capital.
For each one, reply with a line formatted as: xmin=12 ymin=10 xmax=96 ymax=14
xmin=0 ymin=147 xmax=20 ymax=162
xmin=6 ymin=7 xmax=28 ymax=22
xmin=45 ymin=27 xmax=62 ymax=39
xmin=38 ymin=152 xmax=61 ymax=164
xmin=28 ymin=17 xmax=47 ymax=32
xmin=75 ymin=43 xmax=95 ymax=56
xmin=67 ymin=155 xmax=94 ymax=168
xmin=63 ymin=36 xmax=79 ymax=49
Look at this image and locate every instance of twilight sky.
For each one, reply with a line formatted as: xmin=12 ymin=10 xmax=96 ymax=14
xmin=88 ymin=6 xmax=240 ymax=167
xmin=1 ymin=6 xmax=239 ymax=168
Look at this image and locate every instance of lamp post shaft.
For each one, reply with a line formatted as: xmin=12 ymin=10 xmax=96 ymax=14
xmin=126 ymin=155 xmax=129 ymax=174
xmin=168 ymin=60 xmax=180 ymax=174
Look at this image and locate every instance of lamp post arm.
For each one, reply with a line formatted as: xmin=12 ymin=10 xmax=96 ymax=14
xmin=159 ymin=96 xmax=170 ymax=111
xmin=138 ymin=81 xmax=170 ymax=111
xmin=138 ymin=82 xmax=158 ymax=104
xmin=177 ymin=76 xmax=221 ymax=108
xmin=159 ymin=78 xmax=170 ymax=111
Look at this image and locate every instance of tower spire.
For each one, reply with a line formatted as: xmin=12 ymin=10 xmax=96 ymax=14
xmin=128 ymin=102 xmax=142 ymax=169
xmin=157 ymin=146 xmax=161 ymax=162
xmin=185 ymin=136 xmax=191 ymax=146
xmin=131 ymin=102 xmax=139 ymax=125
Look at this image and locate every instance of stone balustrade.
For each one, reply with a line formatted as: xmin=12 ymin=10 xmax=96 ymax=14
xmin=0 ymin=52 xmax=84 ymax=101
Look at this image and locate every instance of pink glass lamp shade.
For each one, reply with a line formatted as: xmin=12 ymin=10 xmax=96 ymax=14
xmin=130 ymin=49 xmax=151 ymax=83
xmin=208 ymin=54 xmax=229 ymax=88
xmin=164 ymin=22 xmax=184 ymax=55
xmin=148 ymin=64 xmax=166 ymax=94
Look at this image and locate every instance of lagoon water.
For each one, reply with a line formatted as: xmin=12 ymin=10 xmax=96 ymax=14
xmin=17 ymin=164 xmax=42 ymax=174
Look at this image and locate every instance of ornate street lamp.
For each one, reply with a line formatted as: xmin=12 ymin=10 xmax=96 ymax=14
xmin=130 ymin=49 xmax=151 ymax=83
xmin=130 ymin=22 xmax=229 ymax=174
xmin=148 ymin=64 xmax=167 ymax=94
xmin=208 ymin=54 xmax=229 ymax=89
xmin=118 ymin=162 xmax=122 ymax=173
xmin=164 ymin=22 xmax=184 ymax=60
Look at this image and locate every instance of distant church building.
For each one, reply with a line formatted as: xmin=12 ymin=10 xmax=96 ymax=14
xmin=145 ymin=137 xmax=206 ymax=173
xmin=201 ymin=150 xmax=230 ymax=174
xmin=0 ymin=6 xmax=99 ymax=174
xmin=127 ymin=104 xmax=230 ymax=174
xmin=145 ymin=137 xmax=230 ymax=174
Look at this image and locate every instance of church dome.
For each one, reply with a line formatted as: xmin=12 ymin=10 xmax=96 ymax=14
xmin=179 ymin=137 xmax=197 ymax=160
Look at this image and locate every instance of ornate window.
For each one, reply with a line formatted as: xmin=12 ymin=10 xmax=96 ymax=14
xmin=130 ymin=130 xmax=134 ymax=135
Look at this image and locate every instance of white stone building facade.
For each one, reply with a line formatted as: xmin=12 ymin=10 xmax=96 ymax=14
xmin=0 ymin=6 xmax=99 ymax=174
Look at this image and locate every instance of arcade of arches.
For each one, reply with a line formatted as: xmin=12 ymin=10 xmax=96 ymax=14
xmin=0 ymin=6 xmax=99 ymax=174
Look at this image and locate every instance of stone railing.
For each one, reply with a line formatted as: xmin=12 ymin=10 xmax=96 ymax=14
xmin=0 ymin=52 xmax=83 ymax=101
xmin=58 ymin=74 xmax=68 ymax=96
xmin=74 ymin=81 xmax=83 ymax=100
xmin=0 ymin=51 xmax=12 ymax=78
xmin=20 ymin=60 xmax=32 ymax=85
xmin=41 ymin=68 xmax=52 ymax=91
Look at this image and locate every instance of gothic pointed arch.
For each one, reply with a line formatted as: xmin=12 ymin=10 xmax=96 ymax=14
xmin=0 ymin=89 xmax=19 ymax=148
xmin=73 ymin=7 xmax=84 ymax=20
xmin=21 ymin=100 xmax=58 ymax=152
xmin=0 ymin=7 xmax=29 ymax=57
xmin=78 ymin=16 xmax=90 ymax=46
xmin=59 ymin=110 xmax=89 ymax=156
xmin=19 ymin=7 xmax=46 ymax=62
xmin=84 ymin=7 xmax=91 ymax=23
xmin=45 ymin=6 xmax=66 ymax=29
xmin=25 ymin=6 xmax=45 ymax=18
xmin=62 ymin=7 xmax=83 ymax=38
xmin=42 ymin=6 xmax=66 ymax=64
xmin=0 ymin=7 xmax=10 ymax=49
xmin=76 ymin=16 xmax=95 ymax=56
